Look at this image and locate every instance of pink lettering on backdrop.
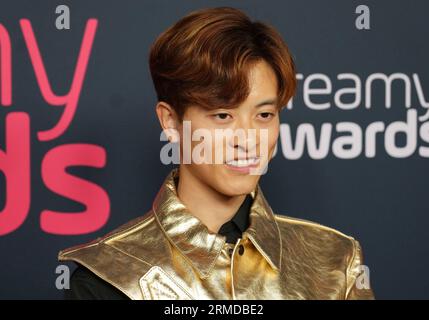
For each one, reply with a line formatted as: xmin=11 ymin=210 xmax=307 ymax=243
xmin=20 ymin=18 xmax=98 ymax=141
xmin=0 ymin=113 xmax=30 ymax=235
xmin=0 ymin=24 xmax=12 ymax=106
xmin=0 ymin=18 xmax=111 ymax=236
xmin=41 ymin=144 xmax=109 ymax=235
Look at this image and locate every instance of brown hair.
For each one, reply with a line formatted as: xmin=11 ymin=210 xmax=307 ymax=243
xmin=149 ymin=6 xmax=297 ymax=120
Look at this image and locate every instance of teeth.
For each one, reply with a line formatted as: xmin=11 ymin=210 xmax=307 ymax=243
xmin=225 ymin=158 xmax=259 ymax=167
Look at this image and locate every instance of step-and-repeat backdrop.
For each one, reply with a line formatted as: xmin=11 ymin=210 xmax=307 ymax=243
xmin=1 ymin=0 xmax=428 ymax=299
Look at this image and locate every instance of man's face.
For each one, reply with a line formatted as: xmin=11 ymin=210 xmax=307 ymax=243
xmin=177 ymin=60 xmax=280 ymax=196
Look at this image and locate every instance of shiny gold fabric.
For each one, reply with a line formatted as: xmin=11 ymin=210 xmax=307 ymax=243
xmin=58 ymin=168 xmax=374 ymax=300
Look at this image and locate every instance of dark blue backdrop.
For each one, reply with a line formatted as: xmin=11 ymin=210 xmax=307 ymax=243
xmin=0 ymin=0 xmax=428 ymax=299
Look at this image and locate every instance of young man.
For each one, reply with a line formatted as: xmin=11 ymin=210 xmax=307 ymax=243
xmin=59 ymin=7 xmax=374 ymax=300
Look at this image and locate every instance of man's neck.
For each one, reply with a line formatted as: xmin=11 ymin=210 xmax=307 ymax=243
xmin=176 ymin=166 xmax=246 ymax=234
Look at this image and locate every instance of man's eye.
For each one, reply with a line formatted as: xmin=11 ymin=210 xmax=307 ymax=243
xmin=258 ymin=112 xmax=275 ymax=120
xmin=213 ymin=113 xmax=231 ymax=120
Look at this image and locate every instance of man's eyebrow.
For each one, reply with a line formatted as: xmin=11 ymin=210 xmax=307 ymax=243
xmin=254 ymin=98 xmax=278 ymax=107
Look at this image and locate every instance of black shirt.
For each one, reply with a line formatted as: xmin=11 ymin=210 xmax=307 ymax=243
xmin=65 ymin=194 xmax=253 ymax=300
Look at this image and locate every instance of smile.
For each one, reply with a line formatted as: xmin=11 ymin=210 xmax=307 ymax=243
xmin=225 ymin=157 xmax=260 ymax=167
xmin=224 ymin=157 xmax=261 ymax=173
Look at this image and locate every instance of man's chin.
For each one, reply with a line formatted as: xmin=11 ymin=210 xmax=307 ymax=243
xmin=213 ymin=175 xmax=259 ymax=197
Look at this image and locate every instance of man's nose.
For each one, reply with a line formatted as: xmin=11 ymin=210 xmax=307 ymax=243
xmin=228 ymin=120 xmax=258 ymax=154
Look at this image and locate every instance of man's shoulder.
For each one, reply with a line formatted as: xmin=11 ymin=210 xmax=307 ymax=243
xmin=272 ymin=213 xmax=374 ymax=299
xmin=273 ymin=213 xmax=358 ymax=257
xmin=273 ymin=213 xmax=356 ymax=239
xmin=57 ymin=210 xmax=165 ymax=300
xmin=58 ymin=210 xmax=158 ymax=259
xmin=57 ymin=209 xmax=167 ymax=279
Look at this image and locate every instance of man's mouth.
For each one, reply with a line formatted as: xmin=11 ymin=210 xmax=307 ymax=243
xmin=224 ymin=157 xmax=260 ymax=168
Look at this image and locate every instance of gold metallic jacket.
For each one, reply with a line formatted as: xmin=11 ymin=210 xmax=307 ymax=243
xmin=58 ymin=168 xmax=375 ymax=300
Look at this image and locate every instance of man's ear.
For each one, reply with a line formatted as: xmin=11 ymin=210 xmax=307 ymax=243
xmin=155 ymin=101 xmax=180 ymax=143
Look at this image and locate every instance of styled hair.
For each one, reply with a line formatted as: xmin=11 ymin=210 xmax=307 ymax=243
xmin=149 ymin=6 xmax=297 ymax=120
